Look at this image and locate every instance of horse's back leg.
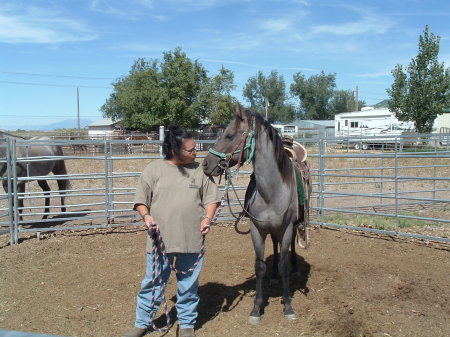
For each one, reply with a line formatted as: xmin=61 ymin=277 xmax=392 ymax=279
xmin=16 ymin=182 xmax=26 ymax=221
xmin=53 ymin=160 xmax=69 ymax=214
xmin=291 ymin=230 xmax=298 ymax=275
xmin=37 ymin=180 xmax=51 ymax=219
xmin=56 ymin=179 xmax=68 ymax=213
xmin=280 ymin=225 xmax=296 ymax=320
xmin=249 ymin=225 xmax=267 ymax=325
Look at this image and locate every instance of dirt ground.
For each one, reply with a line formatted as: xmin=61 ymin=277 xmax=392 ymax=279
xmin=0 ymin=222 xmax=449 ymax=337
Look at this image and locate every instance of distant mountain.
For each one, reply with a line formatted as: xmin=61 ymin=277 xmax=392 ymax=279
xmin=7 ymin=119 xmax=95 ymax=131
xmin=38 ymin=119 xmax=95 ymax=131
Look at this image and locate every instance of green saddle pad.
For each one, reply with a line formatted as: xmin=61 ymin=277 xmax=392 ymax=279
xmin=294 ymin=166 xmax=305 ymax=206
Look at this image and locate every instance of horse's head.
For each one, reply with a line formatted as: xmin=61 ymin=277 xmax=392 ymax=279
xmin=203 ymin=104 xmax=255 ymax=176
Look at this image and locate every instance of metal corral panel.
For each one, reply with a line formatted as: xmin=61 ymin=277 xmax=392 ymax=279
xmin=0 ymin=331 xmax=69 ymax=337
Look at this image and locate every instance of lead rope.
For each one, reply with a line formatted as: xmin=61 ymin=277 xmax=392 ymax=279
xmin=146 ymin=182 xmax=231 ymax=332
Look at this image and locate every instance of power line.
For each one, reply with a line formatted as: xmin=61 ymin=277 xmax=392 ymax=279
xmin=0 ymin=114 xmax=102 ymax=119
xmin=1 ymin=71 xmax=115 ymax=81
xmin=0 ymin=80 xmax=111 ymax=89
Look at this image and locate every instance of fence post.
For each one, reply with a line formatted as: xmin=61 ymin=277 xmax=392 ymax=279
xmin=317 ymin=137 xmax=326 ymax=224
xmin=10 ymin=139 xmax=19 ymax=244
xmin=5 ymin=138 xmax=16 ymax=244
xmin=394 ymin=138 xmax=399 ymax=233
xmin=104 ymin=140 xmax=113 ymax=225
xmin=159 ymin=126 xmax=164 ymax=157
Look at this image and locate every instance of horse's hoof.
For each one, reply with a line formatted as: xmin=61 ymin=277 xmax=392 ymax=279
xmin=248 ymin=316 xmax=261 ymax=325
xmin=285 ymin=314 xmax=297 ymax=320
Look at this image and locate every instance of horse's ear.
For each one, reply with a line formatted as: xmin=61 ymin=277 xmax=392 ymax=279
xmin=235 ymin=103 xmax=245 ymax=121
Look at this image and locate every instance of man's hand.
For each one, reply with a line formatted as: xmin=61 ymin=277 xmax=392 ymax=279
xmin=143 ymin=214 xmax=157 ymax=237
xmin=200 ymin=216 xmax=211 ymax=235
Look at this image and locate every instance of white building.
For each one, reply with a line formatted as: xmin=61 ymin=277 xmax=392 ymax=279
xmin=434 ymin=110 xmax=450 ymax=133
xmin=87 ymin=118 xmax=123 ymax=139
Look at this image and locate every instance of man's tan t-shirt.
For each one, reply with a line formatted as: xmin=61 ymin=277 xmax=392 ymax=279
xmin=134 ymin=159 xmax=220 ymax=253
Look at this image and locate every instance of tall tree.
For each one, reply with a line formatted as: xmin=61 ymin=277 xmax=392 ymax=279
xmin=387 ymin=25 xmax=450 ymax=133
xmin=290 ymin=71 xmax=336 ymax=120
xmin=196 ymin=66 xmax=237 ymax=126
xmin=101 ymin=58 xmax=167 ymax=131
xmin=243 ymin=70 xmax=296 ymax=123
xmin=101 ymin=48 xmax=210 ymax=130
xmin=159 ymin=47 xmax=208 ymax=127
xmin=329 ymin=89 xmax=366 ymax=114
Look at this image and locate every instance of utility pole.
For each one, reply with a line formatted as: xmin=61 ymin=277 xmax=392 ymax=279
xmin=77 ymin=87 xmax=80 ymax=136
xmin=265 ymin=98 xmax=270 ymax=120
xmin=355 ymin=85 xmax=359 ymax=111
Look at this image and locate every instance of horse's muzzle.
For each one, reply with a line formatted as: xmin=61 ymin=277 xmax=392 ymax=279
xmin=202 ymin=158 xmax=224 ymax=177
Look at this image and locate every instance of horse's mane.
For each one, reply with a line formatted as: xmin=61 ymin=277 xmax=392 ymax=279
xmin=244 ymin=110 xmax=292 ymax=183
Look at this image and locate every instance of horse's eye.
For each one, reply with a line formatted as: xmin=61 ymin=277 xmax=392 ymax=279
xmin=225 ymin=133 xmax=234 ymax=140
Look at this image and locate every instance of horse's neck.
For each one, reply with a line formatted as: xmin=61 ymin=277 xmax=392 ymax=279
xmin=253 ymin=131 xmax=290 ymax=201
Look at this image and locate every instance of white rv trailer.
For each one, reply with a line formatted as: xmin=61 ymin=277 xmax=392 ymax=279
xmin=335 ymin=107 xmax=415 ymax=149
xmin=271 ymin=124 xmax=298 ymax=137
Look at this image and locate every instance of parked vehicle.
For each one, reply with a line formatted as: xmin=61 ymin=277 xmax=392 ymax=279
xmin=271 ymin=124 xmax=298 ymax=137
xmin=335 ymin=107 xmax=415 ymax=149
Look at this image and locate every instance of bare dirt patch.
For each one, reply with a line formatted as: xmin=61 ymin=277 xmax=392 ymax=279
xmin=1 ymin=224 xmax=449 ymax=337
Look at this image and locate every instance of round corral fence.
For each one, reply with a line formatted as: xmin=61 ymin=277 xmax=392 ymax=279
xmin=0 ymin=135 xmax=449 ymax=245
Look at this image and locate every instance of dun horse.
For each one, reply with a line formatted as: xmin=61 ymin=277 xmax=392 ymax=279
xmin=0 ymin=131 xmax=70 ymax=220
xmin=202 ymin=105 xmax=310 ymax=324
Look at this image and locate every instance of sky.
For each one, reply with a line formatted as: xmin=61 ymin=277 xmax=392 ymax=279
xmin=1 ymin=0 xmax=450 ymax=130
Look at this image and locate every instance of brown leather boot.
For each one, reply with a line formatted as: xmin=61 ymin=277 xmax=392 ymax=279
xmin=123 ymin=327 xmax=149 ymax=337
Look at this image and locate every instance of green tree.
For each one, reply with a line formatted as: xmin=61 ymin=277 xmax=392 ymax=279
xmin=329 ymin=90 xmax=366 ymax=114
xmin=290 ymin=71 xmax=336 ymax=120
xmin=159 ymin=47 xmax=208 ymax=127
xmin=243 ymin=70 xmax=297 ymax=123
xmin=101 ymin=48 xmax=210 ymax=130
xmin=196 ymin=66 xmax=237 ymax=126
xmin=387 ymin=25 xmax=450 ymax=133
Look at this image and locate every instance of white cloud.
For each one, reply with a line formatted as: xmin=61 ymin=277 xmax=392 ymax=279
xmin=260 ymin=18 xmax=293 ymax=33
xmin=357 ymin=71 xmax=391 ymax=78
xmin=0 ymin=7 xmax=97 ymax=44
xmin=311 ymin=17 xmax=393 ymax=36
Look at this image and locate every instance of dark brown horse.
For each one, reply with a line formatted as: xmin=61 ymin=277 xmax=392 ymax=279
xmin=202 ymin=105 xmax=310 ymax=324
xmin=0 ymin=131 xmax=70 ymax=220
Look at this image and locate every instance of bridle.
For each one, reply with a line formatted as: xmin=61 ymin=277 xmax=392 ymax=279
xmin=208 ymin=117 xmax=256 ymax=172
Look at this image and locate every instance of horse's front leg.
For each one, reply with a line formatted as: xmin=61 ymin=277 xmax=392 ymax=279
xmin=249 ymin=225 xmax=266 ymax=325
xmin=270 ymin=234 xmax=279 ymax=286
xmin=280 ymin=225 xmax=296 ymax=320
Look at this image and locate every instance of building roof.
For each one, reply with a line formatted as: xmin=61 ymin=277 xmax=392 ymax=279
xmin=87 ymin=118 xmax=122 ymax=127
xmin=293 ymin=119 xmax=335 ymax=128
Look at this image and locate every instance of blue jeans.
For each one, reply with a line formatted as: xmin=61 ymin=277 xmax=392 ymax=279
xmin=135 ymin=252 xmax=204 ymax=329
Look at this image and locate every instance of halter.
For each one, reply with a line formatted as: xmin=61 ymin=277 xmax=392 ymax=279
xmin=208 ymin=117 xmax=256 ymax=171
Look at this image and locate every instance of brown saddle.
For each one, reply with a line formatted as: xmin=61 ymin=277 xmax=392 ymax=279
xmin=283 ymin=139 xmax=307 ymax=164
